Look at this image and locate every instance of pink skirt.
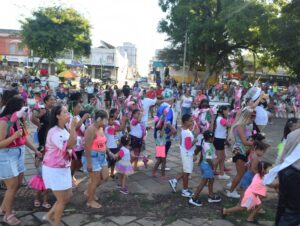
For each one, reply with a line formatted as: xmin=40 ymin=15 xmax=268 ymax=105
xmin=116 ymin=160 xmax=134 ymax=175
xmin=241 ymin=190 xmax=261 ymax=210
xmin=28 ymin=175 xmax=46 ymax=191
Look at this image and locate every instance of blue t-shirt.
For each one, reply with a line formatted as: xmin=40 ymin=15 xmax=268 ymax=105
xmin=154 ymin=103 xmax=173 ymax=140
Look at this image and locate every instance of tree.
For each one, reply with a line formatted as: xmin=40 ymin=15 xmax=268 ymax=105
xmin=269 ymin=0 xmax=300 ymax=80
xmin=20 ymin=6 xmax=92 ymax=74
xmin=158 ymin=0 xmax=275 ymax=82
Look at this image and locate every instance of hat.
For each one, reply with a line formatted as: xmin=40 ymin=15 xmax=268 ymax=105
xmin=162 ymin=88 xmax=173 ymax=99
xmin=244 ymin=87 xmax=261 ymax=102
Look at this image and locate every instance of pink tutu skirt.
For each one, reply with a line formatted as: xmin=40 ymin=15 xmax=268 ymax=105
xmin=28 ymin=175 xmax=46 ymax=191
xmin=116 ymin=160 xmax=134 ymax=175
xmin=241 ymin=190 xmax=261 ymax=210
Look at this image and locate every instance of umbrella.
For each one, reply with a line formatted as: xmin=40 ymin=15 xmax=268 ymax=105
xmin=58 ymin=70 xmax=78 ymax=79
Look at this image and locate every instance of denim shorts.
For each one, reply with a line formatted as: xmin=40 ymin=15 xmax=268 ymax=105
xmin=82 ymin=151 xmax=108 ymax=172
xmin=0 ymin=146 xmax=26 ymax=180
xmin=200 ymin=162 xmax=214 ymax=179
xmin=239 ymin=170 xmax=254 ymax=189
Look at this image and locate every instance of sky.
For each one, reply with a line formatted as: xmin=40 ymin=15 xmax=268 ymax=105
xmin=0 ymin=0 xmax=169 ymax=75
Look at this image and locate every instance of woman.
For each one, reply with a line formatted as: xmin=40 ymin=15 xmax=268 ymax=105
xmin=67 ymin=101 xmax=90 ymax=183
xmin=181 ymin=89 xmax=193 ymax=115
xmin=226 ymin=107 xmax=254 ymax=199
xmin=42 ymin=105 xmax=77 ymax=226
xmin=82 ymin=110 xmax=109 ymax=208
xmin=0 ymin=96 xmax=40 ymax=225
xmin=104 ymin=85 xmax=112 ymax=109
xmin=31 ymin=95 xmax=55 ymax=150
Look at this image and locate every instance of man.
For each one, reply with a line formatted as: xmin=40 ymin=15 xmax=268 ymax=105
xmin=122 ymin=81 xmax=130 ymax=98
xmin=154 ymin=88 xmax=176 ymax=174
xmin=146 ymin=87 xmax=156 ymax=118
xmin=141 ymin=89 xmax=157 ymax=127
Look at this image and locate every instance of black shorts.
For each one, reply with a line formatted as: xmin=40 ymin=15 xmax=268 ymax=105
xmin=73 ymin=150 xmax=84 ymax=160
xmin=232 ymin=153 xmax=247 ymax=163
xmin=130 ymin=135 xmax=143 ymax=154
xmin=213 ymin=138 xmax=226 ymax=150
xmin=107 ymin=148 xmax=119 ymax=167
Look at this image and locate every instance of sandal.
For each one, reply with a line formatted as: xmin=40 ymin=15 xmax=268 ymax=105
xmin=42 ymin=202 xmax=52 ymax=209
xmin=42 ymin=214 xmax=55 ymax=225
xmin=3 ymin=214 xmax=21 ymax=226
xmin=34 ymin=199 xmax=41 ymax=207
xmin=0 ymin=208 xmax=16 ymax=216
xmin=246 ymin=219 xmax=259 ymax=225
xmin=86 ymin=201 xmax=102 ymax=209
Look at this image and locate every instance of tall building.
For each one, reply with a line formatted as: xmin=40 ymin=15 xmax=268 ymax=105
xmin=117 ymin=42 xmax=137 ymax=68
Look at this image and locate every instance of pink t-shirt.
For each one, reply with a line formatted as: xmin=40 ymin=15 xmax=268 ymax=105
xmin=43 ymin=126 xmax=72 ymax=168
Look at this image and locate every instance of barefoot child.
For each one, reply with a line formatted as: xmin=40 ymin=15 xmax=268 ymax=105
xmin=189 ymin=131 xmax=221 ymax=206
xmin=222 ymin=161 xmax=272 ymax=224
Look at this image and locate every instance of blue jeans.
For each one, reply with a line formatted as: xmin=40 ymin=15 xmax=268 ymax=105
xmin=182 ymin=107 xmax=191 ymax=116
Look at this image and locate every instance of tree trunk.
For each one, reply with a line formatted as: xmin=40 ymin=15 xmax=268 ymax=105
xmin=32 ymin=57 xmax=44 ymax=76
xmin=253 ymin=52 xmax=256 ymax=78
xmin=203 ymin=59 xmax=210 ymax=85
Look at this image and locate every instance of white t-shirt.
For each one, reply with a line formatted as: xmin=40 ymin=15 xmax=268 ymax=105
xmin=104 ymin=125 xmax=118 ymax=149
xmin=255 ymin=105 xmax=268 ymax=126
xmin=182 ymin=95 xmax=193 ymax=108
xmin=67 ymin=115 xmax=85 ymax=151
xmin=214 ymin=116 xmax=227 ymax=139
xmin=130 ymin=119 xmax=144 ymax=138
xmin=180 ymin=129 xmax=196 ymax=156
xmin=86 ymin=86 xmax=94 ymax=94
xmin=141 ymin=97 xmax=157 ymax=124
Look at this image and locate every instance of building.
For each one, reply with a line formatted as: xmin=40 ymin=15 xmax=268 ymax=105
xmin=0 ymin=29 xmax=29 ymax=65
xmin=82 ymin=41 xmax=128 ymax=81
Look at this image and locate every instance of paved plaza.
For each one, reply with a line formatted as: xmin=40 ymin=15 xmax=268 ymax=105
xmin=0 ymin=118 xmax=285 ymax=226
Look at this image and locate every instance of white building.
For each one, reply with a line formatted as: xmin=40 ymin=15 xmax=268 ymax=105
xmin=82 ymin=41 xmax=128 ymax=81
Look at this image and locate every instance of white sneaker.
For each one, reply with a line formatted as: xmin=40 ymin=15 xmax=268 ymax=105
xmin=225 ymin=190 xmax=240 ymax=199
xmin=168 ymin=179 xmax=177 ymax=192
xmin=217 ymin=174 xmax=230 ymax=180
xmin=181 ymin=189 xmax=194 ymax=198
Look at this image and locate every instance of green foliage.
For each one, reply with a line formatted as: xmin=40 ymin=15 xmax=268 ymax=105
xmin=269 ymin=0 xmax=300 ymax=79
xmin=157 ymin=0 xmax=281 ymax=80
xmin=20 ymin=6 xmax=92 ymax=62
xmin=56 ymin=61 xmax=68 ymax=74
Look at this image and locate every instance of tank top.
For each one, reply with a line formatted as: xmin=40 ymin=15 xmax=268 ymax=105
xmin=233 ymin=126 xmax=251 ymax=156
xmin=90 ymin=130 xmax=107 ymax=152
xmin=0 ymin=116 xmax=26 ymax=148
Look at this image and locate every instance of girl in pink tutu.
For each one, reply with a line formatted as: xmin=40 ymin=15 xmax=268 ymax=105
xmin=111 ymin=135 xmax=134 ymax=195
xmin=28 ymin=149 xmax=51 ymax=209
xmin=222 ymin=161 xmax=272 ymax=224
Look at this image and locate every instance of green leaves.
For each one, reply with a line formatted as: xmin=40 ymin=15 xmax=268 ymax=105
xmin=20 ymin=6 xmax=92 ymax=63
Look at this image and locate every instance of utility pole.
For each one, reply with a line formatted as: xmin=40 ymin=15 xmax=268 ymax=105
xmin=182 ymin=31 xmax=187 ymax=83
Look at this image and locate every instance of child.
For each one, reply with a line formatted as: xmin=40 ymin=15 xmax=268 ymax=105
xmin=130 ymin=109 xmax=145 ymax=171
xmin=222 ymin=161 xmax=272 ymax=224
xmin=189 ymin=131 xmax=221 ymax=206
xmin=28 ymin=149 xmax=51 ymax=209
xmin=239 ymin=140 xmax=269 ymax=195
xmin=114 ymin=135 xmax=134 ymax=194
xmin=213 ymin=105 xmax=231 ymax=180
xmin=152 ymin=120 xmax=167 ymax=178
xmin=105 ymin=108 xmax=127 ymax=179
xmin=169 ymin=114 xmax=198 ymax=197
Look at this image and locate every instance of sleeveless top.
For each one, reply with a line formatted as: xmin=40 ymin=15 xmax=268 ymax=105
xmin=0 ymin=116 xmax=26 ymax=148
xmin=233 ymin=125 xmax=252 ymax=156
xmin=90 ymin=131 xmax=107 ymax=152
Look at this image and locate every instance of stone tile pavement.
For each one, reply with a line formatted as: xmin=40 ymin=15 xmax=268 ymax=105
xmin=0 ymin=118 xmax=284 ymax=225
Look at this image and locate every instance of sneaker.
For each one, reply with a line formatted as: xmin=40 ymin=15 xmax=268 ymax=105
xmin=217 ymin=174 xmax=230 ymax=180
xmin=116 ymin=184 xmax=122 ymax=189
xmin=119 ymin=187 xmax=129 ymax=195
xmin=168 ymin=179 xmax=177 ymax=192
xmin=208 ymin=195 xmax=222 ymax=203
xmin=181 ymin=189 xmax=194 ymax=198
xmin=225 ymin=190 xmax=240 ymax=199
xmin=189 ymin=197 xmax=202 ymax=207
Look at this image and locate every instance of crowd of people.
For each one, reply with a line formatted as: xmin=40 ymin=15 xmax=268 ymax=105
xmin=0 ymin=69 xmax=300 ymax=226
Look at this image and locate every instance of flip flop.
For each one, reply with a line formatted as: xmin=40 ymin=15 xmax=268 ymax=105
xmin=86 ymin=202 xmax=102 ymax=209
xmin=246 ymin=219 xmax=259 ymax=225
xmin=34 ymin=199 xmax=41 ymax=207
xmin=3 ymin=214 xmax=21 ymax=226
xmin=42 ymin=202 xmax=52 ymax=209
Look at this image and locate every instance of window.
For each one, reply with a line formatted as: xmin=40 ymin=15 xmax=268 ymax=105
xmin=9 ymin=43 xmax=16 ymax=54
xmin=18 ymin=45 xmax=23 ymax=55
